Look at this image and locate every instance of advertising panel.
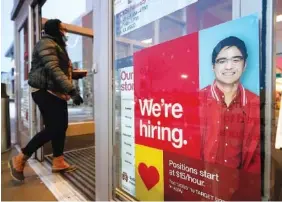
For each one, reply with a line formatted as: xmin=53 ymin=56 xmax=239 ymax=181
xmin=117 ymin=57 xmax=136 ymax=196
xmin=132 ymin=14 xmax=261 ymax=201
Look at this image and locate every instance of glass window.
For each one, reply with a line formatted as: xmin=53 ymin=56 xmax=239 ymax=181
xmin=41 ymin=0 xmax=94 ymax=123
xmin=42 ymin=0 xmax=87 ymax=24
xmin=113 ymin=0 xmax=235 ymax=200
xmin=66 ymin=33 xmax=94 ymax=122
xmin=110 ymin=0 xmax=282 ymax=199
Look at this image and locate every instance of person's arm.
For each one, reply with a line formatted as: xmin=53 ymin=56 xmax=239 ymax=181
xmin=37 ymin=39 xmax=76 ymax=95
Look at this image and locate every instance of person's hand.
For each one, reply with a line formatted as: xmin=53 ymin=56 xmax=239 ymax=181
xmin=72 ymin=94 xmax=83 ymax=106
xmin=62 ymin=94 xmax=71 ymax=101
xmin=48 ymin=91 xmax=70 ymax=101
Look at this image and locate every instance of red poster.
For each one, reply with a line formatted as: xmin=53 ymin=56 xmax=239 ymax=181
xmin=134 ymin=32 xmax=201 ymax=159
xmin=134 ymin=15 xmax=261 ymax=201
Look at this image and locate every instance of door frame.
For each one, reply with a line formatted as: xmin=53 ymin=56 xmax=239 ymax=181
xmin=93 ymin=0 xmax=113 ymax=200
xmin=31 ymin=2 xmax=96 ymax=160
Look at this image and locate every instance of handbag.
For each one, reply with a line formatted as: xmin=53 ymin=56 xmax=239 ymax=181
xmin=28 ymin=65 xmax=48 ymax=89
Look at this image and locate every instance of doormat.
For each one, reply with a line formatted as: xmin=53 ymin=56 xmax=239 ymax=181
xmin=45 ymin=146 xmax=95 ymax=201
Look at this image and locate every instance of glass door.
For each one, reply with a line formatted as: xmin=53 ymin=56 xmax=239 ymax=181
xmin=39 ymin=0 xmax=95 ymax=156
xmin=31 ymin=1 xmax=96 ymax=200
xmin=17 ymin=3 xmax=38 ymax=152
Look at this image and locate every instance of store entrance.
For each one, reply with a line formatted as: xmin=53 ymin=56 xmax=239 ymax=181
xmin=40 ymin=18 xmax=95 ymax=154
xmin=32 ymin=1 xmax=96 ymax=199
xmin=40 ymin=18 xmax=95 ymax=200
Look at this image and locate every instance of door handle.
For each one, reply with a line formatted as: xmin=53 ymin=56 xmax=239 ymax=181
xmin=92 ymin=63 xmax=98 ymax=74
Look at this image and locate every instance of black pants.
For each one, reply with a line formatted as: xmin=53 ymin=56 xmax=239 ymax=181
xmin=22 ymin=90 xmax=68 ymax=157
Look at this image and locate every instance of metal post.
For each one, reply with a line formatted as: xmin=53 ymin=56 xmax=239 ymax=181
xmin=93 ymin=0 xmax=113 ymax=200
xmin=263 ymin=0 xmax=276 ymax=199
xmin=28 ymin=5 xmax=36 ymax=159
xmin=153 ymin=20 xmax=160 ymax=44
xmin=240 ymin=0 xmax=276 ymax=199
xmin=34 ymin=3 xmax=44 ymax=162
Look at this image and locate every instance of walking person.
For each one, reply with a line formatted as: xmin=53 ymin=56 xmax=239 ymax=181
xmin=9 ymin=19 xmax=83 ymax=182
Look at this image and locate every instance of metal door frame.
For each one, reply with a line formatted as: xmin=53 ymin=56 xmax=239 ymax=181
xmin=32 ymin=3 xmax=45 ymax=161
xmin=12 ymin=0 xmax=45 ymax=161
xmin=13 ymin=0 xmax=34 ymax=150
xmin=31 ymin=1 xmax=96 ymax=161
xmin=93 ymin=0 xmax=113 ymax=200
xmin=27 ymin=4 xmax=36 ymax=159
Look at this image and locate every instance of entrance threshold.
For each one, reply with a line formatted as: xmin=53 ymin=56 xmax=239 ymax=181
xmin=15 ymin=145 xmax=87 ymax=201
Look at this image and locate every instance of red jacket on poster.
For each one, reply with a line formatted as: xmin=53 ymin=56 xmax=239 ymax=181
xmin=199 ymin=82 xmax=260 ymax=174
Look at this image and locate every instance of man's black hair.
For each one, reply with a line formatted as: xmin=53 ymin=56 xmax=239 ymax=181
xmin=212 ymin=36 xmax=248 ymax=64
xmin=44 ymin=19 xmax=66 ymax=48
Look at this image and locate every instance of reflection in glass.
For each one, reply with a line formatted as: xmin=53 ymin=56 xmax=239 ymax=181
xmin=66 ymin=33 xmax=94 ymax=122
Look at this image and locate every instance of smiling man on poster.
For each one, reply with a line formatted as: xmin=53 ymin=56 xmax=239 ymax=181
xmin=200 ymin=36 xmax=260 ymax=174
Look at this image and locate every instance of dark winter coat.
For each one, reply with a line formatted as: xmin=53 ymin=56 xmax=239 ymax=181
xmin=28 ymin=35 xmax=74 ymax=95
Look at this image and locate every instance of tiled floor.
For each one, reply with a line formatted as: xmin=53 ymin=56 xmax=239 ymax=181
xmin=1 ymin=148 xmax=57 ymax=201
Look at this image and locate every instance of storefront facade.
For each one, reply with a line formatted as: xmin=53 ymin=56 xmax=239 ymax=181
xmin=11 ymin=0 xmax=282 ymax=201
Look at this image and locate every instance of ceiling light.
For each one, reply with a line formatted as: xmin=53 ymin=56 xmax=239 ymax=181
xmin=276 ymin=78 xmax=282 ymax=84
xmin=277 ymin=15 xmax=282 ymax=22
xmin=181 ymin=74 xmax=188 ymax=79
xmin=141 ymin=38 xmax=153 ymax=44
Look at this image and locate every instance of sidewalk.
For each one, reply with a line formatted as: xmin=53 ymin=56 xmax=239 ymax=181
xmin=1 ymin=148 xmax=57 ymax=201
